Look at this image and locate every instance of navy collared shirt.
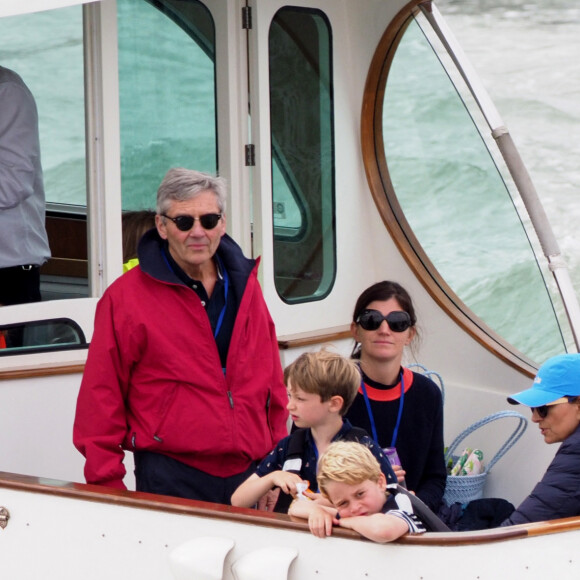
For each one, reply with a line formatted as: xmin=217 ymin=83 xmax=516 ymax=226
xmin=163 ymin=243 xmax=236 ymax=368
xmin=256 ymin=419 xmax=396 ymax=491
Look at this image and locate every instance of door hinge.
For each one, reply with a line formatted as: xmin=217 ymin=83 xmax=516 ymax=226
xmin=245 ymin=144 xmax=256 ymax=166
xmin=242 ymin=6 xmax=252 ymax=30
xmin=0 ymin=506 xmax=9 ymax=529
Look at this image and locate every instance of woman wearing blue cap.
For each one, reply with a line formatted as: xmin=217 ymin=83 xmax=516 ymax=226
xmin=501 ymin=353 xmax=580 ymax=526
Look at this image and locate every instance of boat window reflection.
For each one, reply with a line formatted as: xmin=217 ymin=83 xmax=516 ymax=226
xmin=0 ymin=6 xmax=89 ymax=302
xmin=380 ymin=18 xmax=565 ymax=362
xmin=0 ymin=6 xmax=86 ymax=208
xmin=118 ymin=0 xmax=217 ymax=211
xmin=269 ymin=7 xmax=336 ymax=303
xmin=0 ymin=318 xmax=87 ymax=355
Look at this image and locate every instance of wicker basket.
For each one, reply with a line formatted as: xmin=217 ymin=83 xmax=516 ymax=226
xmin=443 ymin=410 xmax=527 ymax=505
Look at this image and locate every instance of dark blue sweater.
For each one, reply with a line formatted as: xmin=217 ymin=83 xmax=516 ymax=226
xmin=501 ymin=424 xmax=580 ymax=525
xmin=345 ymin=369 xmax=446 ymax=511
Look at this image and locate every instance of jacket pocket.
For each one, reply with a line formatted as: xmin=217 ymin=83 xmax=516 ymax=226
xmin=152 ymin=382 xmax=180 ymax=443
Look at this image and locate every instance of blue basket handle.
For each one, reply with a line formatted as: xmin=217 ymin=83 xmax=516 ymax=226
xmin=407 ymin=363 xmax=445 ymax=405
xmin=445 ymin=410 xmax=528 ymax=473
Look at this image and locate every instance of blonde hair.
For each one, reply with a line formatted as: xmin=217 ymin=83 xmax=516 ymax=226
xmin=284 ymin=349 xmax=360 ymax=415
xmin=317 ymin=441 xmax=382 ymax=498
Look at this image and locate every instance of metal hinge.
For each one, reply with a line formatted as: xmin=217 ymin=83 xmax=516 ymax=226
xmin=0 ymin=506 xmax=10 ymax=529
xmin=242 ymin=6 xmax=252 ymax=30
xmin=245 ymin=144 xmax=255 ymax=166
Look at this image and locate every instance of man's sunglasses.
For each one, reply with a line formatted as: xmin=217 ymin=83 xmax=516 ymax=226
xmin=532 ymin=396 xmax=578 ymax=419
xmin=356 ymin=309 xmax=412 ymax=332
xmin=162 ymin=213 xmax=222 ymax=231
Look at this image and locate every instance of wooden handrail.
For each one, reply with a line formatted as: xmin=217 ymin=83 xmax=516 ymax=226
xmin=3 ymin=471 xmax=580 ymax=546
xmin=0 ymin=471 xmax=355 ymax=539
xmin=0 ymin=326 xmax=354 ymax=381
xmin=277 ymin=325 xmax=352 ymax=349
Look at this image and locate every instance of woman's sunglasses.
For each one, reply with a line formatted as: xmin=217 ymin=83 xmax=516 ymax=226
xmin=531 ymin=396 xmax=578 ymax=419
xmin=356 ymin=309 xmax=412 ymax=332
xmin=162 ymin=213 xmax=222 ymax=231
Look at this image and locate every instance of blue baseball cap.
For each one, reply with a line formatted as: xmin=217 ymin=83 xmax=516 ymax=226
xmin=508 ymin=354 xmax=580 ymax=407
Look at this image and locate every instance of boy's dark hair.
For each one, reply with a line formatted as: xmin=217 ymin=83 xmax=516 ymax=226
xmin=284 ymin=348 xmax=360 ymax=415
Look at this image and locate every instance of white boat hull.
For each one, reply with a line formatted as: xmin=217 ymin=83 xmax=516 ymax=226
xmin=2 ymin=473 xmax=580 ymax=580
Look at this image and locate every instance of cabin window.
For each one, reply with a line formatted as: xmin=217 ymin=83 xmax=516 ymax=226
xmin=118 ymin=0 xmax=217 ymax=211
xmin=0 ymin=6 xmax=88 ymax=300
xmin=0 ymin=7 xmax=86 ymax=208
xmin=269 ymin=7 xmax=336 ymax=304
xmin=362 ymin=5 xmax=566 ymax=365
xmin=0 ymin=318 xmax=87 ymax=355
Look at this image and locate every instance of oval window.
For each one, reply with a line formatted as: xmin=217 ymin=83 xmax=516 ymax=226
xmin=362 ymin=3 xmax=566 ymax=365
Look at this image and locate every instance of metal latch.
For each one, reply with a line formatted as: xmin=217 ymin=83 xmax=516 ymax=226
xmin=0 ymin=506 xmax=9 ymax=529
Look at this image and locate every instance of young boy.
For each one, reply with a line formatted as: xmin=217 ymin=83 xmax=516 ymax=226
xmin=231 ymin=349 xmax=396 ymax=511
xmin=289 ymin=441 xmax=427 ymax=542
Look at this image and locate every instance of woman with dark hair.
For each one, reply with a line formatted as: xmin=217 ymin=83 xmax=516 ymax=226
xmin=345 ymin=281 xmax=446 ymax=511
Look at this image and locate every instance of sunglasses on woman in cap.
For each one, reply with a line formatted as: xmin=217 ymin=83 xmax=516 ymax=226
xmin=531 ymin=396 xmax=579 ymax=419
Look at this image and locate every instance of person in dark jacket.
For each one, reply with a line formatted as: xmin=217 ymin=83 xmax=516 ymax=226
xmin=501 ymin=353 xmax=580 ymax=526
xmin=74 ymin=168 xmax=288 ymax=504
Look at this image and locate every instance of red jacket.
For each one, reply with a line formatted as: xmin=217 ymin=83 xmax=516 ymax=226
xmin=73 ymin=232 xmax=288 ymax=489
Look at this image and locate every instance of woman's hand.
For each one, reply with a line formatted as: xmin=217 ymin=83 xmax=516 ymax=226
xmin=392 ymin=464 xmax=406 ymax=484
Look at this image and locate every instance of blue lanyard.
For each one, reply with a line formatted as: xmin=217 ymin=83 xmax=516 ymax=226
xmin=213 ymin=255 xmax=229 ymax=340
xmin=360 ymin=369 xmax=405 ymax=448
xmin=162 ymin=247 xmax=229 ymax=340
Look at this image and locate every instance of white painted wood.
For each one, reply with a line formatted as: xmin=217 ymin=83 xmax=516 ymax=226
xmin=231 ymin=546 xmax=298 ymax=580
xmin=169 ymin=536 xmax=235 ymax=580
xmin=2 ymin=484 xmax=580 ymax=580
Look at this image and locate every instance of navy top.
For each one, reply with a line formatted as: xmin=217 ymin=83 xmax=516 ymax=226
xmin=163 ymin=241 xmax=236 ymax=367
xmin=345 ymin=369 xmax=446 ymax=511
xmin=501 ymin=424 xmax=580 ymax=525
xmin=255 ymin=419 xmax=396 ymax=491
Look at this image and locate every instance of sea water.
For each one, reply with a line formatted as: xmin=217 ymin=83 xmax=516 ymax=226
xmin=437 ymin=0 xmax=580 ymax=297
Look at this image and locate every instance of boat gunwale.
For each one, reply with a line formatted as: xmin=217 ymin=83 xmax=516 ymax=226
xmin=3 ymin=471 xmax=580 ymax=547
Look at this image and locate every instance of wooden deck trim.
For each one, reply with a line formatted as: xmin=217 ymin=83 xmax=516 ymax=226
xmin=277 ymin=325 xmax=352 ymax=349
xmin=3 ymin=471 xmax=580 ymax=546
xmin=0 ymin=471 xmax=354 ymax=539
xmin=0 ymin=364 xmax=86 ymax=381
xmin=0 ymin=327 xmax=353 ymax=380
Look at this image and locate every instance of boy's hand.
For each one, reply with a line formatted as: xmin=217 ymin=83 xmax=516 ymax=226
xmin=308 ymin=506 xmax=339 ymax=538
xmin=270 ymin=471 xmax=308 ymax=496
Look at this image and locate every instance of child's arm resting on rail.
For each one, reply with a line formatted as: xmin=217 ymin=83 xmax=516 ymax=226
xmin=337 ymin=510 xmax=425 ymax=543
xmin=288 ymin=498 xmax=339 ymax=538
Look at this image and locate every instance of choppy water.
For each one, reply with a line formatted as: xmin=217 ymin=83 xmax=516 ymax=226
xmin=437 ymin=0 xmax=580 ymax=293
